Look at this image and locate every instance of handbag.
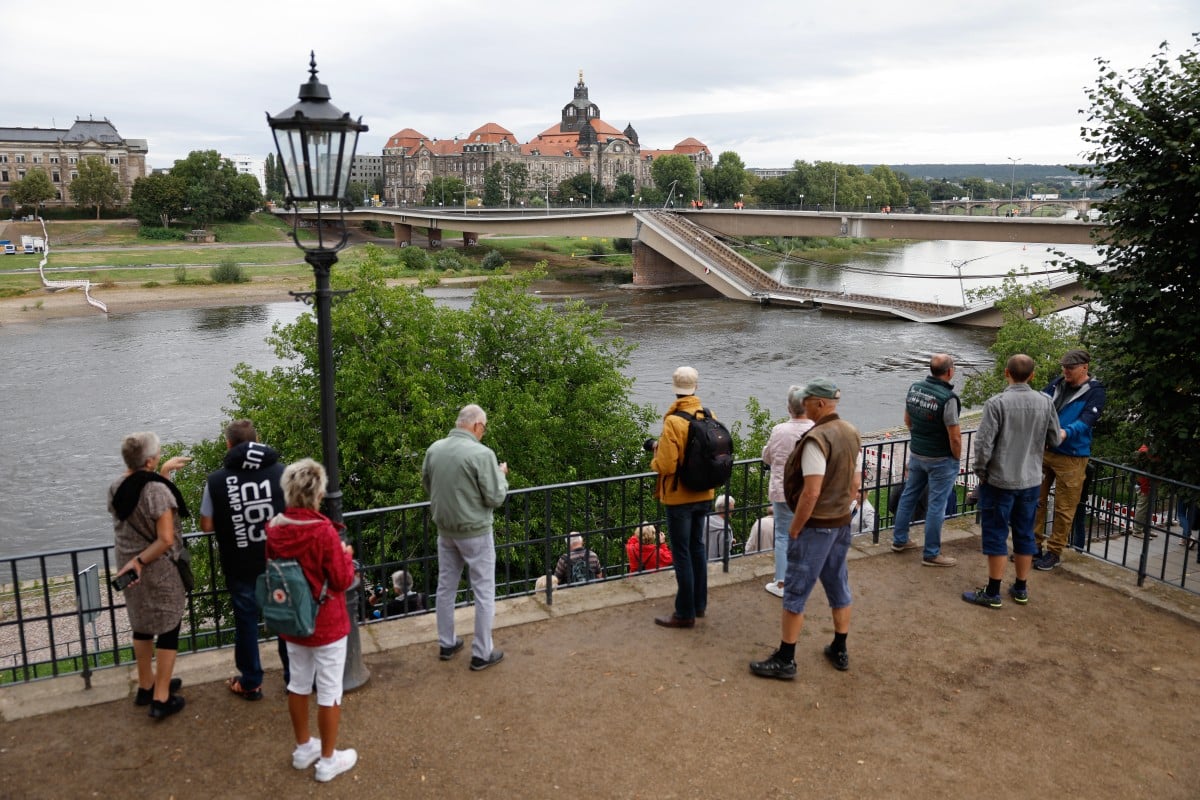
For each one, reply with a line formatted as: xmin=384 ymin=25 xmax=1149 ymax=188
xmin=173 ymin=545 xmax=196 ymax=592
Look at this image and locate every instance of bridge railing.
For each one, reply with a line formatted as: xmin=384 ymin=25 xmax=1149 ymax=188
xmin=4 ymin=436 xmax=1196 ymax=685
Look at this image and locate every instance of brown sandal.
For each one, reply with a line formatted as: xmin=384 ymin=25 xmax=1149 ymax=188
xmin=226 ymin=676 xmax=263 ymax=701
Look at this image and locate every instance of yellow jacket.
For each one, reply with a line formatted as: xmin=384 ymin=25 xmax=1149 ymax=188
xmin=651 ymin=395 xmax=718 ymax=506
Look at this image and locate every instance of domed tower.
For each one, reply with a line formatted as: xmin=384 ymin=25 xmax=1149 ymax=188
xmin=560 ymin=70 xmax=600 ymax=133
xmin=623 ymin=123 xmax=639 ymax=147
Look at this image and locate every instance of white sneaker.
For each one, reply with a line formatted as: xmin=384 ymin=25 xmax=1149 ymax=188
xmin=764 ymin=581 xmax=784 ymax=598
xmin=314 ymin=748 xmax=358 ymax=782
xmin=291 ymin=738 xmax=322 ymax=770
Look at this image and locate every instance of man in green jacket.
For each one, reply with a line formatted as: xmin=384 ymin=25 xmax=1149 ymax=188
xmin=422 ymin=404 xmax=509 ymax=671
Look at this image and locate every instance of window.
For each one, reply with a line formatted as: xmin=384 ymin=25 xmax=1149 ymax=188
xmin=0 ymin=155 xmax=7 ymax=163
xmin=1 ymin=171 xmax=7 ymax=182
xmin=109 ymin=157 xmax=120 ymax=165
xmin=15 ymin=155 xmax=25 ymax=164
xmin=50 ymin=156 xmax=59 ymax=164
xmin=71 ymin=171 xmax=78 ymax=180
xmin=18 ymin=170 xmax=25 ymax=179
xmin=69 ymin=157 xmax=77 ymax=164
xmin=33 ymin=156 xmax=42 ymax=164
xmin=52 ymin=171 xmax=60 ymax=182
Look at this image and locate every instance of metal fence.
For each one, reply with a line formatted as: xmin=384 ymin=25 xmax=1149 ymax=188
xmin=4 ymin=436 xmax=1196 ymax=685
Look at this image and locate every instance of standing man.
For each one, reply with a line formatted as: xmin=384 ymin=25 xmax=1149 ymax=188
xmin=650 ymin=366 xmax=716 ymax=629
xmin=890 ymin=353 xmax=963 ymax=567
xmin=963 ymin=355 xmax=1063 ymax=608
xmin=761 ymin=386 xmax=813 ymax=597
xmin=1033 ymin=349 xmax=1106 ymax=571
xmin=750 ymin=379 xmax=861 ymax=679
xmin=200 ymin=419 xmax=287 ymax=700
xmin=422 ymin=404 xmax=508 ymax=671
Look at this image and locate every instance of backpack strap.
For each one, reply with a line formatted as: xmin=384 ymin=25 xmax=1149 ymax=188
xmin=669 ymin=409 xmax=701 ymax=491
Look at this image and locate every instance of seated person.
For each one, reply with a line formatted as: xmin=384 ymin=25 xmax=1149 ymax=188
xmin=367 ymin=569 xmax=426 ymax=618
xmin=743 ymin=506 xmax=774 ymax=554
xmin=553 ymin=532 xmax=604 ymax=585
xmin=626 ymin=522 xmax=673 ymax=572
xmin=704 ymin=494 xmax=738 ymax=560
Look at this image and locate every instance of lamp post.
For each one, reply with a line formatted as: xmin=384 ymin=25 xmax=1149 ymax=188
xmin=866 ymin=194 xmax=872 ymax=213
xmin=798 ymin=193 xmax=804 ymax=211
xmin=268 ymin=51 xmax=370 ymax=691
xmin=832 ymin=173 xmax=838 ymax=212
xmin=1007 ymin=156 xmax=1020 ymax=209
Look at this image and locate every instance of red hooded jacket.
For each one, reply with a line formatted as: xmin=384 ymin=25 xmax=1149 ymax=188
xmin=265 ymin=507 xmax=355 ymax=647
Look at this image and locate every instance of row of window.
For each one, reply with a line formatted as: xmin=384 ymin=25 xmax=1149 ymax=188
xmin=0 ymin=154 xmax=119 ymax=166
xmin=1 ymin=170 xmax=73 ymax=183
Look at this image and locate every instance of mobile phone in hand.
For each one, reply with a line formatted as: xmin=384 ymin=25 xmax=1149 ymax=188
xmin=110 ymin=571 xmax=136 ymax=592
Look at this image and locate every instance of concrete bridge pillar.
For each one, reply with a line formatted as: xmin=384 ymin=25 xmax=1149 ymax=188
xmin=428 ymin=228 xmax=443 ymax=249
xmin=393 ymin=223 xmax=412 ymax=248
xmin=462 ymin=232 xmax=478 ymax=247
xmin=631 ymin=241 xmax=703 ymax=287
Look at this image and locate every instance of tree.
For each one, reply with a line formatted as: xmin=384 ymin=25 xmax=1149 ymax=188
xmin=482 ymin=164 xmax=504 ymax=206
xmin=264 ymin=152 xmax=287 ymax=199
xmin=959 ymin=273 xmax=1081 ymax=407
xmin=169 ymin=150 xmax=260 ymax=227
xmin=197 ymin=261 xmax=656 ymax=516
xmin=129 ymin=173 xmax=187 ymax=228
xmin=650 ymin=154 xmax=697 ymax=203
xmin=11 ymin=168 xmax=55 ymax=212
xmin=1062 ymin=35 xmax=1200 ymax=482
xmin=707 ymin=151 xmax=748 ymax=204
xmin=69 ymin=156 xmax=124 ymax=219
xmin=424 ymin=176 xmax=465 ymax=207
xmin=610 ymin=173 xmax=637 ymax=204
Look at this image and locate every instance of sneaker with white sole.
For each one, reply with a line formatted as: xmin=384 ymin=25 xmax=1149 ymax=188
xmin=764 ymin=581 xmax=784 ymax=598
xmin=314 ymin=748 xmax=358 ymax=782
xmin=891 ymin=540 xmax=921 ymax=553
xmin=922 ymin=554 xmax=957 ymax=567
xmin=292 ymin=738 xmax=322 ymax=770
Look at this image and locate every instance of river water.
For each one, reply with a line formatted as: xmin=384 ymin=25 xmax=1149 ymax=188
xmin=0 ymin=240 xmax=1095 ymax=557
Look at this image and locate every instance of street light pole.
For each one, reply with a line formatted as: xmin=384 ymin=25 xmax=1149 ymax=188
xmin=1008 ymin=156 xmax=1020 ymax=208
xmin=798 ymin=194 xmax=804 ymax=211
xmin=268 ymin=52 xmax=370 ymax=691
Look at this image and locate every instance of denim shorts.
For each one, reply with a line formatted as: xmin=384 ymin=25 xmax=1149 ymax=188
xmin=783 ymin=525 xmax=852 ymax=613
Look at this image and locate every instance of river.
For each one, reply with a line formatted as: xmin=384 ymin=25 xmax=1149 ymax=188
xmin=0 ymin=240 xmax=1095 ymax=557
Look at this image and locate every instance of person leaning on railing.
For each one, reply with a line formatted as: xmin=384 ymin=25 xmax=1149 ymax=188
xmin=107 ymin=431 xmax=193 ymax=720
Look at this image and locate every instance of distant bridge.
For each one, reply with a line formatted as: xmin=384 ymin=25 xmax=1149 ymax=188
xmin=928 ymin=197 xmax=1100 ymax=216
xmin=285 ymin=206 xmax=1105 ymax=327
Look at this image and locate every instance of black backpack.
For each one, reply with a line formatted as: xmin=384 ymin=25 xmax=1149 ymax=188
xmin=672 ymin=408 xmax=733 ymax=491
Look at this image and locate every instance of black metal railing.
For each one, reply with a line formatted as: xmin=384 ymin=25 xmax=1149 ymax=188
xmin=4 ymin=435 xmax=1196 ymax=685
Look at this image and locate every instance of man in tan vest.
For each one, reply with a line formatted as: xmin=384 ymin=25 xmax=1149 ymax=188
xmin=750 ymin=378 xmax=861 ymax=679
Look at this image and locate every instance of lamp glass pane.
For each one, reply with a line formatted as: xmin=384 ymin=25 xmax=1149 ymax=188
xmin=273 ymin=128 xmax=307 ymax=199
xmin=308 ymin=130 xmax=333 ymax=196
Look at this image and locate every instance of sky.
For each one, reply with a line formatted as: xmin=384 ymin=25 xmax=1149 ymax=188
xmin=7 ymin=1 xmax=1197 ymax=172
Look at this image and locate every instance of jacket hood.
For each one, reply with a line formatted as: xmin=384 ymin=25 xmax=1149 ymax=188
xmin=223 ymin=440 xmax=282 ymax=471
xmin=267 ymin=507 xmax=334 ymax=558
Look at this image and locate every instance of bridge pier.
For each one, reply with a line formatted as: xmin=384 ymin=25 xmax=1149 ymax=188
xmin=463 ymin=232 xmax=478 ymax=247
xmin=393 ymin=223 xmax=412 ymax=247
xmin=631 ymin=240 xmax=703 ymax=287
xmin=428 ymin=228 xmax=443 ymax=249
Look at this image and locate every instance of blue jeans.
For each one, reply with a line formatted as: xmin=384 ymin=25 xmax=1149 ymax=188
xmin=892 ymin=454 xmax=960 ymax=559
xmin=978 ymin=483 xmax=1040 ymax=556
xmin=666 ymin=501 xmax=710 ymax=619
xmin=772 ymin=500 xmax=795 ymax=583
xmin=228 ymin=576 xmax=289 ymax=690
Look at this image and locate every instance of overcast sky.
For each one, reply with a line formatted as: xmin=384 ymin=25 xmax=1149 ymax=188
xmin=8 ymin=1 xmax=1197 ymax=171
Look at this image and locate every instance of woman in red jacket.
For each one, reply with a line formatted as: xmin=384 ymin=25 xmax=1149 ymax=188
xmin=266 ymin=458 xmax=358 ymax=783
xmin=626 ymin=522 xmax=674 ymax=572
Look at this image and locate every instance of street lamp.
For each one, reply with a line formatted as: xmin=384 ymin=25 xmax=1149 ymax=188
xmin=866 ymin=194 xmax=872 ymax=213
xmin=798 ymin=193 xmax=804 ymax=211
xmin=1007 ymin=156 xmax=1020 ymax=209
xmin=268 ymin=51 xmax=369 ymax=690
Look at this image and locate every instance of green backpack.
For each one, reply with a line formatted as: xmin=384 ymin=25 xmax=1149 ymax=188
xmin=255 ymin=558 xmax=328 ymax=638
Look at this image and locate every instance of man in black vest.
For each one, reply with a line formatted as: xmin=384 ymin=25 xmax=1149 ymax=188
xmin=200 ymin=419 xmax=287 ymax=700
xmin=890 ymin=354 xmax=963 ymax=567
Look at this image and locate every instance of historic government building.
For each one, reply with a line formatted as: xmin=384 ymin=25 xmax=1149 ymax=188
xmin=382 ymin=74 xmax=711 ymax=206
xmin=0 ymin=117 xmax=147 ymax=210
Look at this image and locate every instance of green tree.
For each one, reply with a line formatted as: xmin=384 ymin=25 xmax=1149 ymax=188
xmin=482 ymin=164 xmax=504 ymax=206
xmin=424 ymin=176 xmax=465 ymax=207
xmin=650 ymin=154 xmax=697 ymax=204
xmin=610 ymin=173 xmax=637 ymax=204
xmin=959 ymin=273 xmax=1081 ymax=407
xmin=346 ymin=180 xmax=371 ymax=208
xmin=264 ymin=152 xmax=287 ymax=199
xmin=707 ymin=151 xmax=748 ymax=204
xmin=1062 ymin=35 xmax=1200 ymax=481
xmin=171 ymin=150 xmax=260 ymax=227
xmin=129 ymin=173 xmax=187 ymax=228
xmin=204 ymin=262 xmax=655 ymax=514
xmin=11 ymin=168 xmax=55 ymax=212
xmin=69 ymin=156 xmax=125 ymax=219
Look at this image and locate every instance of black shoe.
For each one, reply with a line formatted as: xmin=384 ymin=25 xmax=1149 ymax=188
xmin=823 ymin=644 xmax=850 ymax=671
xmin=135 ymin=677 xmax=182 ymax=706
xmin=1034 ymin=552 xmax=1061 ymax=571
xmin=654 ymin=615 xmax=695 ymax=628
xmin=438 ymin=637 xmax=464 ymax=661
xmin=695 ymin=610 xmax=706 ymax=618
xmin=749 ymin=650 xmax=797 ymax=680
xmin=148 ymin=694 xmax=185 ymax=720
xmin=469 ymin=650 xmax=504 ymax=671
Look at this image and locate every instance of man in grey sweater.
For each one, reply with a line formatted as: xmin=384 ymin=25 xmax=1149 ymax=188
xmin=963 ymin=355 xmax=1064 ymax=609
xmin=422 ymin=404 xmax=509 ymax=670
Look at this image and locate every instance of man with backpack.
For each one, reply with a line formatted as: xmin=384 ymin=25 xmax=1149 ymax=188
xmin=200 ymin=419 xmax=288 ymax=700
xmin=649 ymin=366 xmax=732 ymax=629
xmin=553 ymin=532 xmax=604 ymax=586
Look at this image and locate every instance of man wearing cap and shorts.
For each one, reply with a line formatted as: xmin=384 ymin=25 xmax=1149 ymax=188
xmin=1033 ymin=349 xmax=1106 ymax=571
xmin=650 ymin=366 xmax=717 ymax=629
xmin=750 ymin=378 xmax=861 ymax=679
xmin=962 ymin=354 xmax=1063 ymax=609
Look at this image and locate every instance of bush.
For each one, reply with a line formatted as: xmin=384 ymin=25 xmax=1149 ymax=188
xmin=173 ymin=266 xmax=188 ymax=284
xmin=589 ymin=240 xmax=609 ymax=256
xmin=397 ymin=246 xmax=431 ymax=272
xmin=138 ymin=226 xmax=186 ymax=241
xmin=361 ymin=220 xmax=380 ymax=233
xmin=481 ymin=250 xmax=507 ymax=271
xmin=613 ymin=238 xmax=633 ymax=253
xmin=142 ymin=280 xmax=161 ymax=288
xmin=210 ymin=258 xmax=249 ymax=284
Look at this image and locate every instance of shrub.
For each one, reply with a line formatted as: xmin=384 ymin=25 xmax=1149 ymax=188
xmin=173 ymin=266 xmax=189 ymax=284
xmin=397 ymin=246 xmax=431 ymax=272
xmin=361 ymin=220 xmax=380 ymax=233
xmin=613 ymin=238 xmax=633 ymax=253
xmin=142 ymin=280 xmax=161 ymax=288
xmin=481 ymin=250 xmax=507 ymax=271
xmin=210 ymin=258 xmax=249 ymax=284
xmin=589 ymin=240 xmax=608 ymax=256
xmin=137 ymin=226 xmax=186 ymax=241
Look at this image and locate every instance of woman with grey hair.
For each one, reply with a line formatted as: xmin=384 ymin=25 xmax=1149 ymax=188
xmin=265 ymin=458 xmax=358 ymax=782
xmin=760 ymin=386 xmax=814 ymax=597
xmin=108 ymin=431 xmax=193 ymax=720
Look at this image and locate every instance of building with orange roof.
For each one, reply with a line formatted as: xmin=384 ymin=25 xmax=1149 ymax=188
xmin=382 ymin=73 xmax=711 ymax=206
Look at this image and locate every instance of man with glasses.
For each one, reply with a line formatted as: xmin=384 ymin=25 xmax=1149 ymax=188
xmin=423 ymin=404 xmax=509 ymax=670
xmin=1033 ymin=350 xmax=1107 ymax=571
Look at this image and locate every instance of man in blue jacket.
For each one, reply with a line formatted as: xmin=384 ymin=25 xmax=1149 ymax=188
xmin=1034 ymin=350 xmax=1106 ymax=571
